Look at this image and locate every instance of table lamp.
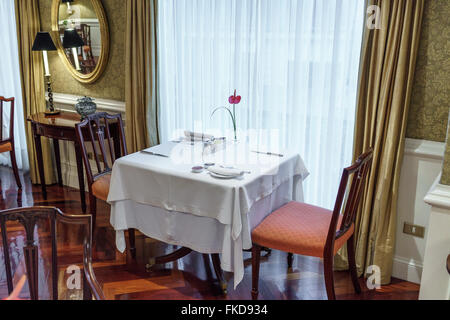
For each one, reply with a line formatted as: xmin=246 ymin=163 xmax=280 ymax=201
xmin=62 ymin=0 xmax=74 ymax=15
xmin=32 ymin=32 xmax=59 ymax=115
xmin=63 ymin=29 xmax=84 ymax=72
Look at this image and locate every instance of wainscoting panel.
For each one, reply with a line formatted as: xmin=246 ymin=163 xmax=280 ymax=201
xmin=48 ymin=93 xmax=125 ymax=190
xmin=394 ymin=138 xmax=445 ymax=284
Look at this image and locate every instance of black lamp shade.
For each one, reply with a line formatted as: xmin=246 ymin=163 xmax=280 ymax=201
xmin=62 ymin=0 xmax=74 ymax=2
xmin=32 ymin=32 xmax=57 ymax=51
xmin=63 ymin=29 xmax=84 ymax=48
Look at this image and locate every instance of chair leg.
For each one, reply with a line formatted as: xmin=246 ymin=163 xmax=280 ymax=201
xmin=10 ymin=150 xmax=22 ymax=189
xmin=323 ymin=253 xmax=336 ymax=300
xmin=251 ymin=244 xmax=262 ymax=300
xmin=89 ymin=194 xmax=97 ymax=231
xmin=287 ymin=253 xmax=294 ymax=269
xmin=128 ymin=229 xmax=136 ymax=259
xmin=347 ymin=235 xmax=361 ymax=294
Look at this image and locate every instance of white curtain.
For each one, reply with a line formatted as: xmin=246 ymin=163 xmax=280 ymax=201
xmin=0 ymin=0 xmax=29 ymax=171
xmin=158 ymin=0 xmax=365 ymax=209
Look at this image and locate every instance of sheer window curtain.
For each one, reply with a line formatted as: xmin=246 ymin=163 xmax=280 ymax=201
xmin=158 ymin=0 xmax=364 ymax=209
xmin=0 ymin=0 xmax=29 ymax=172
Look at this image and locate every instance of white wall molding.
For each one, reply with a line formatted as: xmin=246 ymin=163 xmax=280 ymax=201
xmin=404 ymin=138 xmax=446 ymax=160
xmin=47 ymin=92 xmax=126 ymax=114
xmin=393 ymin=138 xmax=445 ymax=284
xmin=424 ymin=175 xmax=450 ymax=210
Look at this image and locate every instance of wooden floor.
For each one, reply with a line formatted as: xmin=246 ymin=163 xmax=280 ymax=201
xmin=0 ymin=166 xmax=420 ymax=300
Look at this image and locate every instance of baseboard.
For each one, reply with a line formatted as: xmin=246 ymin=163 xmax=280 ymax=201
xmin=61 ymin=160 xmax=88 ymax=192
xmin=392 ymin=256 xmax=423 ymax=284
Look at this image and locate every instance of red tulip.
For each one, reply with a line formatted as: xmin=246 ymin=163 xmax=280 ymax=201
xmin=228 ymin=90 xmax=241 ymax=105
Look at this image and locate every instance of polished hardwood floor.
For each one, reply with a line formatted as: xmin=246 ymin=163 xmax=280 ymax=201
xmin=0 ymin=166 xmax=419 ymax=300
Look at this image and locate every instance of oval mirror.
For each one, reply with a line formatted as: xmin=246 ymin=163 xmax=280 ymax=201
xmin=51 ymin=0 xmax=109 ymax=84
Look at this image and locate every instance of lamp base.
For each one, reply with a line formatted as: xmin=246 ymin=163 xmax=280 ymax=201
xmin=44 ymin=75 xmax=59 ymax=116
xmin=44 ymin=109 xmax=60 ymax=116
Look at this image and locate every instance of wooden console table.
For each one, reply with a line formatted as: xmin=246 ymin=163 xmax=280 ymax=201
xmin=28 ymin=111 xmax=87 ymax=213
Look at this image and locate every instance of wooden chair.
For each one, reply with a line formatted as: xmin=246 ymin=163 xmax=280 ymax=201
xmin=80 ymin=24 xmax=96 ymax=74
xmin=0 ymin=206 xmax=105 ymax=300
xmin=0 ymin=97 xmax=22 ymax=189
xmin=251 ymin=149 xmax=373 ymax=300
xmin=75 ymin=112 xmax=135 ymax=256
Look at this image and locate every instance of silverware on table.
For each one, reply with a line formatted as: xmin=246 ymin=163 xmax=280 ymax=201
xmin=141 ymin=150 xmax=170 ymax=158
xmin=251 ymin=150 xmax=284 ymax=157
xmin=219 ymin=165 xmax=251 ymax=174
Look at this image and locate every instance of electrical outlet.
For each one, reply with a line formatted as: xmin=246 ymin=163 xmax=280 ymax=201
xmin=403 ymin=223 xmax=425 ymax=238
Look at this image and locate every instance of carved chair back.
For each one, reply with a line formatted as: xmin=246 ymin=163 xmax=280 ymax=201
xmin=325 ymin=149 xmax=373 ymax=256
xmin=0 ymin=206 xmax=105 ymax=300
xmin=75 ymin=112 xmax=127 ymax=188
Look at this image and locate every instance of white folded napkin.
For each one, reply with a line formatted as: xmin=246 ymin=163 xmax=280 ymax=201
xmin=184 ymin=130 xmax=214 ymax=141
xmin=207 ymin=165 xmax=243 ymax=176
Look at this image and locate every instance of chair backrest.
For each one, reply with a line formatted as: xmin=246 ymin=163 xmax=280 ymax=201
xmin=0 ymin=96 xmax=15 ymax=143
xmin=325 ymin=149 xmax=373 ymax=255
xmin=75 ymin=112 xmax=127 ymax=188
xmin=0 ymin=206 xmax=105 ymax=300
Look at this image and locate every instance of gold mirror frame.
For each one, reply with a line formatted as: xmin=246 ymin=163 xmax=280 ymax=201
xmin=51 ymin=0 xmax=110 ymax=84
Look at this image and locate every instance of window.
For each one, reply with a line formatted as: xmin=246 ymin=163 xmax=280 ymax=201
xmin=0 ymin=0 xmax=29 ymax=173
xmin=158 ymin=0 xmax=365 ymax=209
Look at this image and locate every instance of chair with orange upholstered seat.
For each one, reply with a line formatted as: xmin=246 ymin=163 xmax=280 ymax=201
xmin=251 ymin=149 xmax=373 ymax=300
xmin=75 ymin=112 xmax=135 ymax=256
xmin=0 ymin=97 xmax=22 ymax=189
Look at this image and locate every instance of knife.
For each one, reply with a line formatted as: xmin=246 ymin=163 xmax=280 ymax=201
xmin=251 ymin=150 xmax=284 ymax=157
xmin=141 ymin=150 xmax=170 ymax=158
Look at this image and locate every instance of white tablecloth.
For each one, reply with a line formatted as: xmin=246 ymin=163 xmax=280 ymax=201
xmin=108 ymin=141 xmax=309 ymax=288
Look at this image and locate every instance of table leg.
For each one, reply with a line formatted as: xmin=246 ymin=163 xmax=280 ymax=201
xmin=211 ymin=254 xmax=228 ymax=294
xmin=128 ymin=229 xmax=136 ymax=259
xmin=53 ymin=139 xmax=63 ymax=187
xmin=145 ymin=247 xmax=192 ymax=270
xmin=74 ymin=142 xmax=87 ymax=213
xmin=34 ymin=133 xmax=47 ymax=200
xmin=145 ymin=247 xmax=228 ymax=294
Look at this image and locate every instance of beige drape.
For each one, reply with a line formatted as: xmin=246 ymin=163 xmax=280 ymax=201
xmin=15 ymin=0 xmax=56 ymax=185
xmin=125 ymin=0 xmax=160 ymax=153
xmin=335 ymin=0 xmax=425 ymax=285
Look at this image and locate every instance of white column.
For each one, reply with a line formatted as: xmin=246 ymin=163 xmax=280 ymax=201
xmin=420 ymin=176 xmax=450 ymax=300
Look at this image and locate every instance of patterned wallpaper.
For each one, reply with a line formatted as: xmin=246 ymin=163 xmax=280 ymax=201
xmin=38 ymin=0 xmax=126 ymax=102
xmin=406 ymin=0 xmax=450 ymax=143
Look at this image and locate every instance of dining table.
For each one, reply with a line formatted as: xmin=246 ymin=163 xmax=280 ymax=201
xmin=107 ymin=139 xmax=309 ymax=290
